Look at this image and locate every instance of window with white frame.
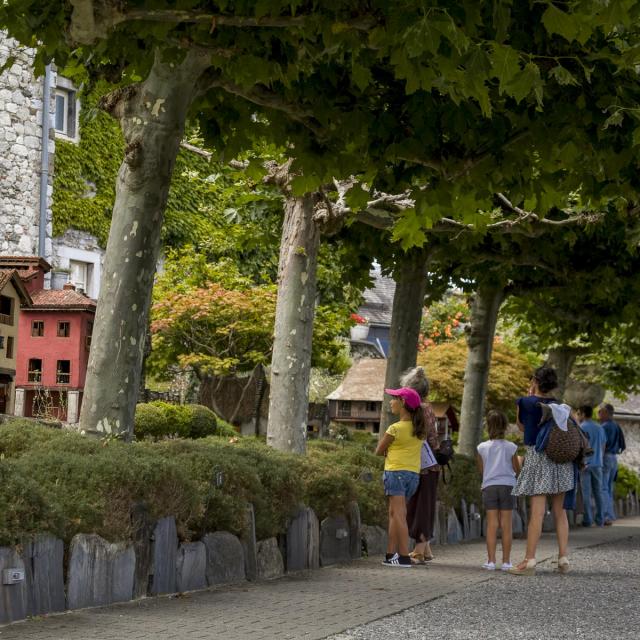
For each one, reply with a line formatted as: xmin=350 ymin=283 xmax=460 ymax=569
xmin=69 ymin=260 xmax=93 ymax=294
xmin=54 ymin=77 xmax=79 ymax=140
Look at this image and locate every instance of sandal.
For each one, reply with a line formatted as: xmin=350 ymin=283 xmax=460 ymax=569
xmin=507 ymin=558 xmax=536 ymax=576
xmin=409 ymin=551 xmax=426 ymax=565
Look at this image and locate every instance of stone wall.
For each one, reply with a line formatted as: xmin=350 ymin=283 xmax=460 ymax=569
xmin=618 ymin=419 xmax=640 ymax=475
xmin=0 ymin=31 xmax=54 ymax=258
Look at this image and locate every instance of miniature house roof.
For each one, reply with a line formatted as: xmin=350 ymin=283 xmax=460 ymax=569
xmin=327 ymin=358 xmax=386 ymax=402
xmin=0 ymin=269 xmax=32 ymax=306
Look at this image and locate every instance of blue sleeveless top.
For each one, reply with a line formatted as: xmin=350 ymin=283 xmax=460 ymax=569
xmin=517 ymin=396 xmax=557 ymax=446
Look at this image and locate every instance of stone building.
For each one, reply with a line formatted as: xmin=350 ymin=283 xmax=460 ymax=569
xmin=1 ymin=31 xmax=104 ymax=297
xmin=0 ymin=32 xmax=55 ymax=258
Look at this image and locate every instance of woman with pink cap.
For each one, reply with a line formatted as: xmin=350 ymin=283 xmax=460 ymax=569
xmin=375 ymin=386 xmax=427 ymax=567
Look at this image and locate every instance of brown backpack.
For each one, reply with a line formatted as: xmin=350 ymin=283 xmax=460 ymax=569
xmin=539 ymin=404 xmax=592 ymax=465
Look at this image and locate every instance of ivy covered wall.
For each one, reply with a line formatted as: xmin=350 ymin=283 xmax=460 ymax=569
xmin=52 ymin=83 xmax=224 ymax=248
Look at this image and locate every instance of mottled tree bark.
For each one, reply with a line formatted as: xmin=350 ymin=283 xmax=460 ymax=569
xmin=457 ymin=285 xmax=505 ymax=458
xmin=79 ymin=50 xmax=210 ymax=438
xmin=546 ymin=347 xmax=580 ymax=400
xmin=380 ymin=250 xmax=429 ymax=433
xmin=266 ymin=194 xmax=320 ymax=454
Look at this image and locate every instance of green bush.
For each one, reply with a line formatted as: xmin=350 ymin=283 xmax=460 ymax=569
xmin=213 ymin=415 xmax=239 ymax=438
xmin=614 ymin=464 xmax=640 ymax=500
xmin=0 ymin=420 xmax=388 ymax=546
xmin=134 ymin=403 xmax=170 ymax=440
xmin=152 ymin=401 xmax=191 ymax=438
xmin=437 ymin=455 xmax=483 ymax=515
xmin=186 ymin=404 xmax=218 ymax=439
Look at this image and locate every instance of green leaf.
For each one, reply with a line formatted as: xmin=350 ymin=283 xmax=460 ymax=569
xmin=632 ymin=128 xmax=640 ymax=147
xmin=352 ymin=63 xmax=372 ymax=91
xmin=290 ymin=174 xmax=320 ymax=196
xmin=344 ymin=185 xmax=370 ymax=211
xmin=503 ymin=62 xmax=543 ymax=105
xmin=0 ymin=55 xmax=16 ymax=74
xmin=549 ymin=65 xmax=579 ymax=86
xmin=246 ymin=159 xmax=267 ymax=182
xmin=603 ymin=111 xmax=624 ymax=129
xmin=490 ymin=44 xmax=521 ymax=94
xmin=541 ymin=5 xmax=579 ymax=42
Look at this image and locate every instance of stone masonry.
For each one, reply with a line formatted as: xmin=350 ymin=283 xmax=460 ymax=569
xmin=0 ymin=31 xmax=55 ymax=258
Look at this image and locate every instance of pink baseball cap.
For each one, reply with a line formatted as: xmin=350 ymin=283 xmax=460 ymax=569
xmin=385 ymin=387 xmax=421 ymax=410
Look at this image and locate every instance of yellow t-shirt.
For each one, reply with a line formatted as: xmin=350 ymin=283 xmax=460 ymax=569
xmin=384 ymin=420 xmax=422 ymax=473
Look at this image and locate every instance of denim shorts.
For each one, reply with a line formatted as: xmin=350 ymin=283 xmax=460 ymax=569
xmin=383 ymin=470 xmax=420 ymax=498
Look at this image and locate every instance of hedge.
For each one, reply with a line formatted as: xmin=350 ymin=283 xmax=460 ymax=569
xmin=134 ymin=402 xmax=235 ymax=440
xmin=0 ymin=420 xmax=386 ymax=546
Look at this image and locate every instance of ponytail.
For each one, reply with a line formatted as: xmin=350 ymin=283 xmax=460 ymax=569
xmin=409 ymin=404 xmax=427 ymax=439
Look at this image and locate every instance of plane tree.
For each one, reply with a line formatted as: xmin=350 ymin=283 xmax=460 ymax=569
xmin=3 ymin=1 xmax=640 ymax=450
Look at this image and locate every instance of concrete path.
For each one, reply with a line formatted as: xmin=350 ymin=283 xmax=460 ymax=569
xmin=2 ymin=518 xmax=639 ymax=640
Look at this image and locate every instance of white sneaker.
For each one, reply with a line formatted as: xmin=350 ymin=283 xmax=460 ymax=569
xmin=482 ymin=561 xmax=496 ymax=570
xmin=501 ymin=562 xmax=513 ymax=571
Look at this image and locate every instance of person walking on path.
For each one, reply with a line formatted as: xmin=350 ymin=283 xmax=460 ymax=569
xmin=598 ymin=403 xmax=626 ymax=525
xmin=576 ymin=406 xmax=606 ymax=527
xmin=509 ymin=366 xmax=574 ymax=576
xmin=477 ymin=410 xmax=521 ymax=571
xmin=376 ymin=387 xmax=427 ymax=567
xmin=401 ymin=366 xmax=440 ymax=564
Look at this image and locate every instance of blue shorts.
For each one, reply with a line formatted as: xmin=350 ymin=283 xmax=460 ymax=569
xmin=383 ymin=470 xmax=420 ymax=498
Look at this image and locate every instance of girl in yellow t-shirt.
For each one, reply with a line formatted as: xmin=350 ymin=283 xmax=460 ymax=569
xmin=375 ymin=387 xmax=427 ymax=567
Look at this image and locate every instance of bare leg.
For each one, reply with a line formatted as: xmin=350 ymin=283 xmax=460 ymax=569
xmin=515 ymin=494 xmax=545 ymax=569
xmin=500 ymin=510 xmax=513 ymax=564
xmin=551 ymin=493 xmax=569 ymax=557
xmin=485 ymin=510 xmax=499 ymax=563
xmin=388 ymin=496 xmax=410 ymax=556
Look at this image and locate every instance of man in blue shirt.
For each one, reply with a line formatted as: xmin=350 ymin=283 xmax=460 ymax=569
xmin=577 ymin=406 xmax=607 ymax=527
xmin=598 ymin=403 xmax=627 ymax=525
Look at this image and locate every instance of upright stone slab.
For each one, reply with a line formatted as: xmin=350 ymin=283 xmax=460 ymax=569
xmin=306 ymin=508 xmax=320 ymax=570
xmin=286 ymin=506 xmax=310 ymax=572
xmin=0 ymin=547 xmax=28 ymax=624
xmin=24 ymin=535 xmax=65 ymax=617
xmin=151 ymin=516 xmax=178 ymax=595
xmin=436 ymin=502 xmax=448 ymax=544
xmin=320 ymin=515 xmax=351 ymax=566
xmin=512 ymin=510 xmax=524 ymax=538
xmin=131 ymin=503 xmax=154 ymax=598
xmin=361 ymin=525 xmax=388 ymax=556
xmin=518 ymin=497 xmax=528 ymax=530
xmin=176 ymin=542 xmax=207 ymax=593
xmin=203 ymin=532 xmax=245 ymax=586
xmin=67 ymin=535 xmax=135 ymax=610
xmin=460 ymin=499 xmax=470 ymax=539
xmin=348 ymin=502 xmax=362 ymax=559
xmin=256 ymin=538 xmax=284 ymax=581
xmin=446 ymin=508 xmax=463 ymax=544
xmin=469 ymin=504 xmax=482 ymax=539
xmin=240 ymin=504 xmax=258 ymax=582
xmin=542 ymin=511 xmax=555 ymax=532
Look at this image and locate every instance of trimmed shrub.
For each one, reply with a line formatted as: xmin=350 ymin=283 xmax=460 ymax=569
xmin=186 ymin=404 xmax=217 ymax=438
xmin=437 ymin=455 xmax=483 ymax=514
xmin=134 ymin=403 xmax=170 ymax=440
xmin=213 ymin=415 xmax=239 ymax=438
xmin=152 ymin=401 xmax=191 ymax=438
xmin=0 ymin=420 xmax=388 ymax=546
xmin=615 ymin=464 xmax=640 ymax=500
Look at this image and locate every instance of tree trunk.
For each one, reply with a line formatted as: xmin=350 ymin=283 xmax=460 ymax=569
xmin=380 ymin=250 xmax=429 ymax=433
xmin=253 ymin=364 xmax=267 ymax=436
xmin=546 ymin=347 xmax=580 ymax=400
xmin=266 ymin=193 xmax=320 ymax=454
xmin=457 ymin=285 xmax=505 ymax=458
xmin=79 ymin=50 xmax=210 ymax=439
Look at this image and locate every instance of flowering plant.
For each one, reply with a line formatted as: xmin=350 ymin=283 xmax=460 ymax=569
xmin=350 ymin=313 xmax=369 ymax=325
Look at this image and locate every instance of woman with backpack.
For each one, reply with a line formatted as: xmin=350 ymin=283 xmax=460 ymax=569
xmin=509 ymin=365 xmax=574 ymax=576
xmin=401 ymin=367 xmax=441 ymax=564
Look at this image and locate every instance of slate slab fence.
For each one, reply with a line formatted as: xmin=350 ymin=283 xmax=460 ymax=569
xmin=2 ymin=491 xmax=638 ymax=626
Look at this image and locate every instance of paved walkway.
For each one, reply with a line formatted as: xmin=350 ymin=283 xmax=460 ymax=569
xmin=2 ymin=518 xmax=639 ymax=640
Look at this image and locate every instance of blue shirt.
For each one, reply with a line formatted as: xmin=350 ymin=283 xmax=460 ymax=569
xmin=579 ymin=420 xmax=606 ymax=467
xmin=601 ymin=420 xmax=625 ymax=454
xmin=516 ymin=396 xmax=557 ymax=446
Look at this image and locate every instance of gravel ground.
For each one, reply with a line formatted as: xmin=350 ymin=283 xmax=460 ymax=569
xmin=327 ymin=536 xmax=640 ymax=640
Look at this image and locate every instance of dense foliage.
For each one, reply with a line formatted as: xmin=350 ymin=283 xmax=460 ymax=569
xmin=0 ymin=420 xmax=385 ymax=545
xmin=419 ymin=339 xmax=536 ymax=418
xmin=134 ymin=402 xmax=237 ymax=440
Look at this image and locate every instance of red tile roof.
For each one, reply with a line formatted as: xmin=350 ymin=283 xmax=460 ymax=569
xmin=0 ymin=269 xmax=32 ymax=305
xmin=28 ymin=289 xmax=96 ymax=311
